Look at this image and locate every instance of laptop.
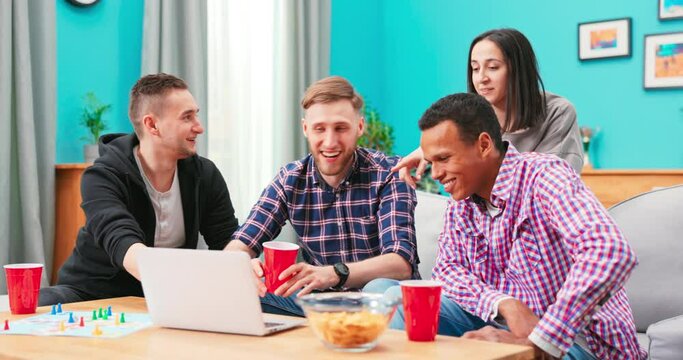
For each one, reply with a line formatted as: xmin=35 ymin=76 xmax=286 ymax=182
xmin=137 ymin=247 xmax=305 ymax=336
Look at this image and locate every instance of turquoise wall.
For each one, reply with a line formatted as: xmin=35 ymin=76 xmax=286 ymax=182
xmin=332 ymin=0 xmax=683 ymax=169
xmin=56 ymin=0 xmax=143 ymax=163
xmin=330 ymin=0 xmax=385 ymax=114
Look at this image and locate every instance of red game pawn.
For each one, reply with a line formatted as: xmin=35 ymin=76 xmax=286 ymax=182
xmin=3 ymin=320 xmax=8 ymax=331
xmin=79 ymin=316 xmax=85 ymax=327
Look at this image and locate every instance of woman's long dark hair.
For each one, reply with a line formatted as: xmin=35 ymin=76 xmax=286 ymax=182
xmin=467 ymin=28 xmax=547 ymax=133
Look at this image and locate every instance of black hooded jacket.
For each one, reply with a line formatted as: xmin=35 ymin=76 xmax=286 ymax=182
xmin=56 ymin=133 xmax=239 ymax=298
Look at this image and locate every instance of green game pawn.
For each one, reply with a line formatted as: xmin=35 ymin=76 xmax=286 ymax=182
xmin=98 ymin=308 xmax=103 ymax=318
xmin=102 ymin=311 xmax=108 ymax=320
xmin=120 ymin=313 xmax=126 ymax=324
xmin=92 ymin=310 xmax=97 ymax=320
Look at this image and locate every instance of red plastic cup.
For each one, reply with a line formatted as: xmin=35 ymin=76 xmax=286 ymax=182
xmin=4 ymin=263 xmax=43 ymax=314
xmin=400 ymin=280 xmax=442 ymax=341
xmin=263 ymin=242 xmax=299 ymax=293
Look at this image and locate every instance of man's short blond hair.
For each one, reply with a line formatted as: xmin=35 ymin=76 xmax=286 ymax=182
xmin=128 ymin=73 xmax=188 ymax=136
xmin=301 ymin=76 xmax=364 ymax=113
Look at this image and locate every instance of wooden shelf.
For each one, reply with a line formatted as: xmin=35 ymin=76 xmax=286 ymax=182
xmin=53 ymin=164 xmax=89 ymax=284
xmin=581 ymin=169 xmax=683 ymax=208
xmin=55 ymin=163 xmax=91 ymax=170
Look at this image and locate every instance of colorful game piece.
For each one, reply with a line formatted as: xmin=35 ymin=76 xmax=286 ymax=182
xmin=3 ymin=320 xmax=8 ymax=331
xmin=68 ymin=312 xmax=75 ymax=323
xmin=79 ymin=316 xmax=85 ymax=327
xmin=107 ymin=306 xmax=112 ymax=316
xmin=98 ymin=307 xmax=103 ymax=318
xmin=102 ymin=311 xmax=108 ymax=320
xmin=92 ymin=325 xmax=102 ymax=336
xmin=50 ymin=305 xmax=57 ymax=315
xmin=92 ymin=310 xmax=97 ymax=320
xmin=120 ymin=313 xmax=126 ymax=323
xmin=59 ymin=321 xmax=65 ymax=332
xmin=115 ymin=316 xmax=120 ymax=326
xmin=56 ymin=303 xmax=62 ymax=313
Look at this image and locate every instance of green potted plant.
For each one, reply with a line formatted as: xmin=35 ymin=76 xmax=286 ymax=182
xmin=80 ymin=92 xmax=111 ymax=163
xmin=358 ymin=103 xmax=440 ymax=194
xmin=358 ymin=104 xmax=395 ymax=155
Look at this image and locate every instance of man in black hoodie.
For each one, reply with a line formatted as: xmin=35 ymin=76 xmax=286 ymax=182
xmin=39 ymin=73 xmax=239 ymax=305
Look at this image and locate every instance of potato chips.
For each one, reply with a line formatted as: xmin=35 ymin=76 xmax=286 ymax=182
xmin=307 ymin=310 xmax=388 ymax=347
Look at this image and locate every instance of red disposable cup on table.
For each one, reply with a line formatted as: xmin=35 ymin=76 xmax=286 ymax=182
xmin=4 ymin=263 xmax=43 ymax=314
xmin=262 ymin=241 xmax=299 ymax=293
xmin=400 ymin=280 xmax=442 ymax=341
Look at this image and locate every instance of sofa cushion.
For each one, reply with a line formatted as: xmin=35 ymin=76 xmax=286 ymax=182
xmin=414 ymin=191 xmax=450 ymax=279
xmin=609 ymin=185 xmax=683 ymax=332
xmin=636 ymin=332 xmax=650 ymax=352
xmin=647 ymin=315 xmax=683 ymax=360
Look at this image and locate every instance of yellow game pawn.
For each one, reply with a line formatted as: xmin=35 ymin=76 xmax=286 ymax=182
xmin=92 ymin=325 xmax=103 ymax=336
xmin=114 ymin=315 xmax=120 ymax=326
xmin=59 ymin=321 xmax=66 ymax=332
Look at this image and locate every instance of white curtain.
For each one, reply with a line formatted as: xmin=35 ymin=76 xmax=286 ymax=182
xmin=207 ymin=0 xmax=330 ymax=227
xmin=0 ymin=0 xmax=56 ymax=292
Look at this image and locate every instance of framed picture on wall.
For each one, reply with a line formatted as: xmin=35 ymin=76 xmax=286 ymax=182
xmin=578 ymin=18 xmax=631 ymax=61
xmin=643 ymin=32 xmax=683 ymax=89
xmin=659 ymin=0 xmax=683 ymax=20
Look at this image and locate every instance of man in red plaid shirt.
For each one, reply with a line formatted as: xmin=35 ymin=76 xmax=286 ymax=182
xmin=366 ymin=93 xmax=645 ymax=359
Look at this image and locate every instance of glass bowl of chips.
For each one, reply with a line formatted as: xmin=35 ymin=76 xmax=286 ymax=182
xmin=296 ymin=292 xmax=399 ymax=352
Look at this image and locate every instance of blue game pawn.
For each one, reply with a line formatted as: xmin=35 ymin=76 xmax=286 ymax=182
xmin=107 ymin=306 xmax=112 ymax=316
xmin=50 ymin=305 xmax=56 ymax=315
xmin=68 ymin=312 xmax=75 ymax=323
xmin=56 ymin=303 xmax=62 ymax=313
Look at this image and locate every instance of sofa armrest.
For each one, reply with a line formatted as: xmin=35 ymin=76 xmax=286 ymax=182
xmin=647 ymin=314 xmax=683 ymax=360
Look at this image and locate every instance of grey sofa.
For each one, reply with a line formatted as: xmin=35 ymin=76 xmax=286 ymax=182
xmin=609 ymin=185 xmax=683 ymax=359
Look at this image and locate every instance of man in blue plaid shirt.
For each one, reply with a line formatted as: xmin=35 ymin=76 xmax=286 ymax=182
xmin=225 ymin=76 xmax=419 ymax=317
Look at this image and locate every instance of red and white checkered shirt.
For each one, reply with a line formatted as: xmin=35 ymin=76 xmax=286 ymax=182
xmin=432 ymin=144 xmax=646 ymax=359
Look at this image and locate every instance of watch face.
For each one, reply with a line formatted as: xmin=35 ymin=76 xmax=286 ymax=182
xmin=334 ymin=263 xmax=349 ymax=276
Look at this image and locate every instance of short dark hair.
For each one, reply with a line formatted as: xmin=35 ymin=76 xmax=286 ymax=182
xmin=418 ymin=93 xmax=504 ymax=152
xmin=129 ymin=73 xmax=189 ymax=135
xmin=467 ymin=28 xmax=546 ymax=133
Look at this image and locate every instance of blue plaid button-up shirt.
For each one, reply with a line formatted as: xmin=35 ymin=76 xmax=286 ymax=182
xmin=231 ymin=147 xmax=420 ymax=281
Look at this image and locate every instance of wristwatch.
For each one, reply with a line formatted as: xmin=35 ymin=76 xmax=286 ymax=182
xmin=332 ymin=263 xmax=349 ymax=290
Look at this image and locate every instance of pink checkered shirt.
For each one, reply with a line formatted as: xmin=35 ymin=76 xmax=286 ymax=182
xmin=432 ymin=144 xmax=646 ymax=359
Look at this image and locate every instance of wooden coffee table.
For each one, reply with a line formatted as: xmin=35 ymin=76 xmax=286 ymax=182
xmin=0 ymin=297 xmax=534 ymax=359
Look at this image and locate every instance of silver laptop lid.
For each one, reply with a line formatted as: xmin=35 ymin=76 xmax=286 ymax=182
xmin=137 ymin=248 xmax=269 ymax=335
